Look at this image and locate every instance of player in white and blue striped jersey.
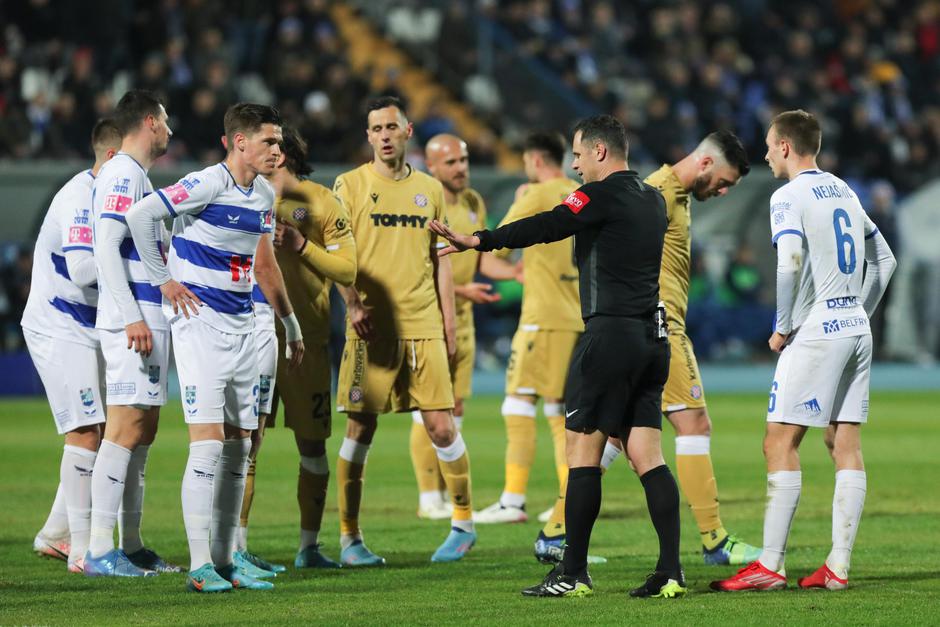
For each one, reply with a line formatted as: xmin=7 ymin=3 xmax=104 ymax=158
xmin=85 ymin=91 xmax=180 ymax=578
xmin=127 ymin=103 xmax=303 ymax=593
xmin=23 ymin=119 xmax=122 ymax=573
xmin=712 ymin=110 xmax=896 ymax=593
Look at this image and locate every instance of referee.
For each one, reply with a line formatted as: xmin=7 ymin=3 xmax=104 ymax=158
xmin=430 ymin=115 xmax=685 ymax=599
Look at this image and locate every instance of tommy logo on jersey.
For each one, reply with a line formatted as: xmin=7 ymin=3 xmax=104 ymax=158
xmin=563 ymin=191 xmax=590 ymax=214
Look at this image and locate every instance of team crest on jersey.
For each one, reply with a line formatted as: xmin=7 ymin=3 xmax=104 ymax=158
xmin=261 ymin=209 xmax=274 ymax=232
xmin=79 ymin=388 xmax=96 ymax=415
xmin=335 ymin=218 xmax=347 ymax=231
xmin=148 ymin=365 xmax=161 ymax=385
xmin=414 ymin=193 xmax=428 ymax=208
xmin=349 ymin=387 xmax=363 ymax=403
xmin=185 ymin=385 xmax=197 ymax=406
xmin=690 ymin=385 xmax=702 ymax=400
xmin=292 ymin=207 xmax=307 ymax=222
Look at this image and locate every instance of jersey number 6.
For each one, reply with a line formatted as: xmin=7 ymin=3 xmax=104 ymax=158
xmin=832 ymin=208 xmax=856 ymax=275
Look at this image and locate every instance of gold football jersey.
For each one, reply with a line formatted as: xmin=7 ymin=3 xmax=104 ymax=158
xmin=333 ymin=163 xmax=446 ymax=339
xmin=497 ymin=177 xmax=582 ymax=331
xmin=645 ymin=164 xmax=690 ymax=329
xmin=275 ymin=179 xmax=356 ymax=342
xmin=446 ymin=188 xmax=487 ymax=327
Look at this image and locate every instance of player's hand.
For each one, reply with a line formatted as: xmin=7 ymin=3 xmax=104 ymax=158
xmin=429 ymin=219 xmax=480 ymax=256
xmin=457 ymin=282 xmax=501 ymax=305
xmin=768 ymin=331 xmax=790 ymax=353
xmin=286 ymin=339 xmax=305 ymax=369
xmin=160 ymin=279 xmax=202 ymax=319
xmin=446 ymin=330 xmax=457 ymax=363
xmin=275 ymin=222 xmax=305 ymax=252
xmin=125 ymin=320 xmax=153 ymax=357
xmin=514 ymin=261 xmax=524 ymax=284
xmin=348 ymin=301 xmax=375 ymax=341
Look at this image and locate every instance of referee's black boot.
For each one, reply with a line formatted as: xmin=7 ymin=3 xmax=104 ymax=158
xmin=629 ymin=570 xmax=687 ymax=598
xmin=521 ymin=563 xmax=593 ymax=597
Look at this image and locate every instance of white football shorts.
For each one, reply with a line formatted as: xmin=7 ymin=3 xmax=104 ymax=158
xmin=24 ymin=329 xmax=106 ymax=434
xmin=767 ymin=333 xmax=872 ymax=428
xmin=99 ymin=327 xmax=170 ymax=407
xmin=171 ymin=315 xmax=259 ymax=430
xmin=255 ymin=327 xmax=277 ymax=415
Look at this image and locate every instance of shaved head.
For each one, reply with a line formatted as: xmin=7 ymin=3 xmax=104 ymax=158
xmin=426 ymin=133 xmax=470 ymax=195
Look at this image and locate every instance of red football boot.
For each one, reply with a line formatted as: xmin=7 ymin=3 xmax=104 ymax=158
xmin=710 ymin=561 xmax=787 ymax=591
xmin=798 ymin=564 xmax=848 ymax=590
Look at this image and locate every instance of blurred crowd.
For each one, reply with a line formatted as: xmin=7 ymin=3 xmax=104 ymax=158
xmin=0 ymin=0 xmax=926 ymax=360
xmin=0 ymin=0 xmax=377 ymax=164
xmin=495 ymin=0 xmax=940 ymax=193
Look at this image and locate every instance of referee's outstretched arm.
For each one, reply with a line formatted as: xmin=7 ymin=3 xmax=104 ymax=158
xmin=430 ymin=189 xmax=603 ymax=255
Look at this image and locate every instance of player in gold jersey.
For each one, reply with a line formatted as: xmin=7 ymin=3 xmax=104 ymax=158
xmin=473 ymin=133 xmax=583 ymax=541
xmin=409 ymin=134 xmax=521 ymax=520
xmin=603 ymin=131 xmax=762 ymax=565
xmin=236 ymin=127 xmax=356 ymax=572
xmin=332 ymin=97 xmax=476 ymax=564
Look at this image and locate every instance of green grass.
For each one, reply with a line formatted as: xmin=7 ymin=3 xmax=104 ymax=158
xmin=1 ymin=392 xmax=938 ymax=625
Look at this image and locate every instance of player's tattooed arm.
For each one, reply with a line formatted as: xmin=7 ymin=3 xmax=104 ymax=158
xmin=255 ymin=233 xmax=304 ymax=367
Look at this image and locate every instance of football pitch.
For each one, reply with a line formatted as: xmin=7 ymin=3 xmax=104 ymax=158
xmin=1 ymin=391 xmax=938 ymax=625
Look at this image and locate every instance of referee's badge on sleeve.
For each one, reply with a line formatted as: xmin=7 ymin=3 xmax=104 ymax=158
xmin=563 ymin=191 xmax=590 ymax=214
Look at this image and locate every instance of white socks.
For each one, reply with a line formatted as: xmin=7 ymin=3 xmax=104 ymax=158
xmin=301 ymin=529 xmax=320 ymax=550
xmin=600 ymin=441 xmax=622 ymax=470
xmin=827 ymin=470 xmax=866 ymax=579
xmin=61 ymin=445 xmax=97 ymax=563
xmin=210 ymin=438 xmax=251 ymax=569
xmin=40 ymin=482 xmax=70 ymax=538
xmin=758 ymin=470 xmax=802 ymax=572
xmin=182 ymin=440 xmax=223 ymax=571
xmin=237 ymin=526 xmax=249 ymax=553
xmin=119 ymin=444 xmax=150 ymax=554
xmin=88 ymin=440 xmax=132 ymax=558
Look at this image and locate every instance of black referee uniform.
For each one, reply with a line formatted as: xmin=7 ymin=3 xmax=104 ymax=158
xmin=476 ymin=169 xmax=669 ymax=438
xmin=476 ymin=169 xmax=683 ymax=594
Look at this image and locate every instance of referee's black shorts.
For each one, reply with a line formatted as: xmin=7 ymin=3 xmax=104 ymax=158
xmin=564 ymin=314 xmax=669 ymax=439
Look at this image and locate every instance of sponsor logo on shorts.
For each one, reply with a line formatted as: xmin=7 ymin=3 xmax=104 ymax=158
xmin=252 ymin=384 xmax=260 ymax=417
xmin=185 ymin=385 xmax=196 ymax=413
xmin=801 ymin=398 xmax=822 ymax=416
xmin=74 ymin=465 xmax=93 ymax=477
xmin=107 ymin=382 xmax=135 ymax=396
xmin=690 ymin=385 xmax=703 ymax=400
xmin=79 ymin=388 xmax=95 ymax=416
xmin=292 ymin=207 xmax=307 ymax=221
xmin=414 ymin=193 xmax=428 ymax=208
xmin=349 ymin=386 xmax=363 ymax=403
xmin=826 ymin=296 xmax=858 ymax=309
xmin=823 ymin=316 xmax=868 ymax=334
xmin=148 ymin=365 xmax=161 ymax=384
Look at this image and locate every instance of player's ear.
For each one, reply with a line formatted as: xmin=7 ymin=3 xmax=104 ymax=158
xmin=406 ymin=121 xmax=414 ymax=139
xmin=700 ymin=155 xmax=713 ymax=171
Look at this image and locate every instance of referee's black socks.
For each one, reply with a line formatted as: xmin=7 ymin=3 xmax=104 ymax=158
xmin=640 ymin=464 xmax=682 ymax=578
xmin=562 ymin=466 xmax=602 ymax=576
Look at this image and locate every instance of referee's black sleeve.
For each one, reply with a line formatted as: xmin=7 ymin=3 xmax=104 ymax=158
xmin=475 ymin=188 xmax=605 ymax=252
